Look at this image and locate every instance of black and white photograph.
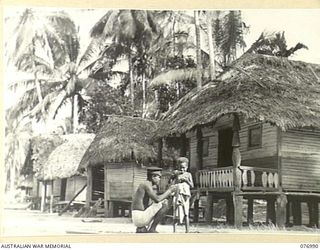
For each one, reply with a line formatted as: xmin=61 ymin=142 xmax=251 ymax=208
xmin=1 ymin=3 xmax=320 ymax=239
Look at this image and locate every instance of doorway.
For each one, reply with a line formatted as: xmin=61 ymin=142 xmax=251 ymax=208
xmin=92 ymin=165 xmax=105 ymax=201
xmin=218 ymin=128 xmax=233 ymax=167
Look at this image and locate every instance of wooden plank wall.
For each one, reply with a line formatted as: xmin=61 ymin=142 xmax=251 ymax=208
xmin=188 ymin=115 xmax=279 ymax=171
xmin=281 ymin=129 xmax=320 ymax=192
xmin=52 ymin=179 xmax=61 ymax=197
xmin=106 ymin=163 xmax=134 ymax=201
xmin=65 ymin=176 xmax=86 ymax=201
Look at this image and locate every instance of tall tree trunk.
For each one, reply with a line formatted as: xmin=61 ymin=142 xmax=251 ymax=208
xmin=142 ymin=74 xmax=146 ymax=117
xmin=172 ymin=13 xmax=176 ymax=56
xmin=9 ymin=167 xmax=16 ymax=200
xmin=194 ymin=10 xmax=202 ymax=89
xmin=73 ymin=95 xmax=78 ymax=133
xmin=154 ymin=90 xmax=160 ymax=119
xmin=128 ymin=50 xmax=134 ymax=110
xmin=70 ymin=96 xmax=74 ymax=133
xmin=32 ymin=39 xmax=43 ymax=103
xmin=206 ymin=11 xmax=216 ymax=81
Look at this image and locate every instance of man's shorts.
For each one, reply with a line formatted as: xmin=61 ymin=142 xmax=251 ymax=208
xmin=132 ymin=200 xmax=166 ymax=228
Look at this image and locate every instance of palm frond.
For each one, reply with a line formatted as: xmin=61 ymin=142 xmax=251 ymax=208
xmin=49 ymin=12 xmax=80 ymax=62
xmin=6 ymin=87 xmax=38 ymax=121
xmin=76 ymin=77 xmax=103 ymax=91
xmin=150 ymin=68 xmax=209 ymax=88
xmin=28 ymin=89 xmax=63 ymax=119
xmin=77 ymin=36 xmax=111 ymax=74
xmin=52 ymin=91 xmax=68 ymax=119
xmin=90 ymin=10 xmax=115 ymax=37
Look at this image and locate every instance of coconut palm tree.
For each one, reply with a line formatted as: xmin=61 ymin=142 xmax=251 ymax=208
xmin=4 ymin=117 xmax=32 ymax=198
xmin=246 ymin=31 xmax=308 ymax=57
xmin=194 ymin=10 xmax=203 ymax=89
xmin=89 ymin=10 xmax=160 ymax=110
xmin=6 ymin=9 xmax=106 ymax=132
xmin=5 ymin=9 xmax=77 ymax=103
xmin=206 ymin=10 xmax=216 ymax=80
xmin=213 ymin=10 xmax=248 ymax=68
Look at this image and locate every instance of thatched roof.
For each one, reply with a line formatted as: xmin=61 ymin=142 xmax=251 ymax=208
xmin=159 ymin=53 xmax=320 ymax=135
xmin=44 ymin=133 xmax=94 ymax=180
xmin=78 ymin=115 xmax=160 ymax=170
xmin=31 ymin=134 xmax=64 ymax=180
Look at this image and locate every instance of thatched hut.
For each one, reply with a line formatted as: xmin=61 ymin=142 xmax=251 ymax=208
xmin=158 ymin=53 xmax=320 ymax=228
xmin=29 ymin=134 xmax=65 ymax=211
xmin=16 ymin=174 xmax=33 ymax=202
xmin=78 ymin=115 xmax=165 ymax=217
xmin=44 ymin=133 xmax=94 ymax=207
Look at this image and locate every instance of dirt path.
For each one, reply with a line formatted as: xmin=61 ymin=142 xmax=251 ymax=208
xmin=1 ymin=210 xmax=319 ymax=236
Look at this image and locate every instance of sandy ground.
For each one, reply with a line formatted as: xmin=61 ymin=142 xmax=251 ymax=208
xmin=1 ymin=209 xmax=319 ymax=236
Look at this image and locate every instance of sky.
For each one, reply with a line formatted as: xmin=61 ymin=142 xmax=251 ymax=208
xmin=241 ymin=9 xmax=320 ymax=64
xmin=5 ymin=7 xmax=320 ymax=64
xmin=3 ymin=7 xmax=320 ymax=133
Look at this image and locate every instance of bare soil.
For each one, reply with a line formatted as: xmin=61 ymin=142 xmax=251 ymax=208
xmin=1 ymin=209 xmax=319 ymax=236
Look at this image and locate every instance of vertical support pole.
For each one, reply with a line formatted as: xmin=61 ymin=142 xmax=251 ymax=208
xmin=49 ymin=180 xmax=54 ymax=214
xmin=276 ymin=193 xmax=287 ymax=228
xmin=226 ymin=196 xmax=234 ymax=225
xmin=307 ymin=200 xmax=318 ymax=227
xmin=233 ymin=193 xmax=243 ymax=228
xmin=266 ymin=198 xmax=276 ymax=224
xmin=40 ymin=181 xmax=46 ymax=212
xmin=247 ymin=198 xmax=254 ymax=225
xmin=86 ymin=166 xmax=92 ymax=208
xmin=121 ymin=203 xmax=126 ymax=217
xmin=205 ymin=193 xmax=214 ymax=223
xmin=114 ymin=202 xmax=119 ymax=217
xmin=286 ymin=201 xmax=291 ymax=225
xmin=193 ymin=199 xmax=200 ymax=223
xmin=104 ymin=165 xmax=109 ymax=217
xmin=292 ymin=200 xmax=302 ymax=225
xmin=232 ymin=113 xmax=242 ymax=191
xmin=314 ymin=202 xmax=319 ymax=228
xmin=232 ymin=113 xmax=242 ymax=228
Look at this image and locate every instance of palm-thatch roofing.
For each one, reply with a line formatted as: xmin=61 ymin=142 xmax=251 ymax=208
xmin=31 ymin=134 xmax=64 ymax=180
xmin=78 ymin=115 xmax=161 ymax=170
xmin=44 ymin=133 xmax=94 ymax=180
xmin=159 ymin=53 xmax=320 ymax=136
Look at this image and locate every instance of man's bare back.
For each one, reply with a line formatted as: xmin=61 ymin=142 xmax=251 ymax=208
xmin=131 ymin=171 xmax=177 ymax=233
xmin=132 ymin=181 xmax=154 ymax=211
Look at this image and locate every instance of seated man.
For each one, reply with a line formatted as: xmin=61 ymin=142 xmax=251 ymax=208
xmin=132 ymin=167 xmax=177 ymax=233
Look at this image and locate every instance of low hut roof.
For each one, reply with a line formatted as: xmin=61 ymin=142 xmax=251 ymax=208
xmin=44 ymin=133 xmax=94 ymax=180
xmin=78 ymin=115 xmax=160 ymax=170
xmin=31 ymin=134 xmax=64 ymax=180
xmin=159 ymin=53 xmax=320 ymax=136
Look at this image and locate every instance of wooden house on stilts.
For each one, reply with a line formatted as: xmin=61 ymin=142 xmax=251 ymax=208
xmin=157 ymin=53 xmax=320 ymax=228
xmin=78 ymin=115 xmax=164 ymax=218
